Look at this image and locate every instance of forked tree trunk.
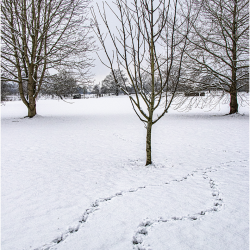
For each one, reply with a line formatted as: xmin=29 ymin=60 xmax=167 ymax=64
xmin=146 ymin=118 xmax=153 ymax=166
xmin=27 ymin=96 xmax=37 ymax=117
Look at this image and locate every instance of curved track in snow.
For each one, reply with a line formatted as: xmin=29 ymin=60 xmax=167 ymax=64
xmin=132 ymin=166 xmax=224 ymax=250
xmin=36 ymin=161 xmax=241 ymax=250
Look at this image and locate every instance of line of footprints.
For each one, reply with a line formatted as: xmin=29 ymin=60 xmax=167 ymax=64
xmin=37 ymin=164 xmax=225 ymax=250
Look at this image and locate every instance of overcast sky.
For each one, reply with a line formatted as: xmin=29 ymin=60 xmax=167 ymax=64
xmin=90 ymin=0 xmax=116 ymax=85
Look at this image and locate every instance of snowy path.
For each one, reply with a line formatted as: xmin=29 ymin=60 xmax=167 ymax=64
xmin=1 ymin=97 xmax=249 ymax=250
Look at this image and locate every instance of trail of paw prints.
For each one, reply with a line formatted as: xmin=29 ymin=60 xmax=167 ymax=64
xmin=35 ymin=186 xmax=156 ymax=249
xmin=35 ymin=160 xmax=241 ymax=250
xmin=35 ymin=167 xmax=203 ymax=250
xmin=132 ymin=166 xmax=224 ymax=250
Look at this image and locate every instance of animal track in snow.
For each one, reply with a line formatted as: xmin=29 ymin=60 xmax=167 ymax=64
xmin=34 ymin=161 xmax=235 ymax=250
xmin=132 ymin=166 xmax=224 ymax=250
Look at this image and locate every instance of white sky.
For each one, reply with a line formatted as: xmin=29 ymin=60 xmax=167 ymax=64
xmin=90 ymin=0 xmax=118 ymax=85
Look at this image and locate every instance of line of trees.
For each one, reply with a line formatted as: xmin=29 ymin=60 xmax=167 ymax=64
xmin=2 ymin=0 xmax=248 ymax=114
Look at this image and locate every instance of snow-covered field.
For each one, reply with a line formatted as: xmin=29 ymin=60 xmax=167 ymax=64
xmin=1 ymin=95 xmax=249 ymax=250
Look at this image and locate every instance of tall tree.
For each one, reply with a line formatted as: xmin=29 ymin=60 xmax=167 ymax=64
xmin=1 ymin=0 xmax=95 ymax=117
xmin=92 ymin=0 xmax=192 ymax=165
xmin=185 ymin=0 xmax=249 ymax=114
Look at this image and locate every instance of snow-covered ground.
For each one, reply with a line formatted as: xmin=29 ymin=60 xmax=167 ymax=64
xmin=1 ymin=95 xmax=249 ymax=250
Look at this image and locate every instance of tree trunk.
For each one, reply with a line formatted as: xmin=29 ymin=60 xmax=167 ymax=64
xmin=28 ymin=96 xmax=37 ymax=117
xmin=146 ymin=119 xmax=153 ymax=166
xmin=229 ymin=0 xmax=238 ymax=115
xmin=229 ymin=90 xmax=238 ymax=114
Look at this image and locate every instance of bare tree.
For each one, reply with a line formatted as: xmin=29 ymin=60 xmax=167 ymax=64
xmin=82 ymin=85 xmax=88 ymax=98
xmin=92 ymin=84 xmax=101 ymax=97
xmin=41 ymin=71 xmax=81 ymax=99
xmin=102 ymin=69 xmax=128 ymax=96
xmin=185 ymin=0 xmax=249 ymax=114
xmin=92 ymin=0 xmax=192 ymax=165
xmin=1 ymin=0 xmax=95 ymax=117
